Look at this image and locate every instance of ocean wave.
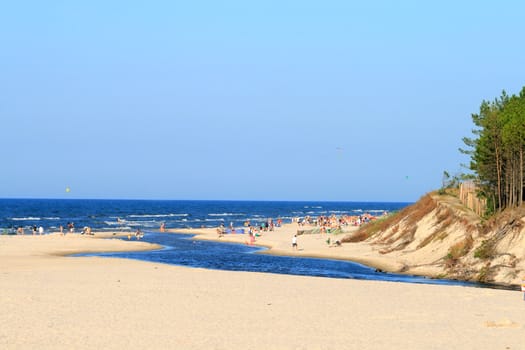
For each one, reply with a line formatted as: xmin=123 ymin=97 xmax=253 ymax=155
xmin=208 ymin=213 xmax=245 ymax=217
xmin=104 ymin=221 xmax=121 ymax=226
xmin=105 ymin=219 xmax=161 ymax=228
xmin=127 ymin=213 xmax=189 ymax=218
xmin=43 ymin=217 xmax=61 ymax=220
xmin=10 ymin=217 xmax=41 ymax=221
xmin=128 ymin=220 xmax=158 ymax=224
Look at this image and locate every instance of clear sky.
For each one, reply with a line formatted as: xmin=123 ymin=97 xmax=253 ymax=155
xmin=1 ymin=1 xmax=524 ymax=202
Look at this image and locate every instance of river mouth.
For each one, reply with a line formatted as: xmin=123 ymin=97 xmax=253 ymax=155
xmin=75 ymin=232 xmax=517 ymax=290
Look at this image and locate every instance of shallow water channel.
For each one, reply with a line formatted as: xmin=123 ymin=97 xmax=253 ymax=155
xmin=77 ymin=232 xmax=509 ymax=289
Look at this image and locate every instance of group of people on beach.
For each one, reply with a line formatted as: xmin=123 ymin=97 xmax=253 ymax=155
xmin=242 ymin=218 xmax=282 ymax=232
xmin=14 ymin=225 xmax=51 ymax=235
xmin=10 ymin=221 xmax=92 ymax=236
xmin=294 ymin=213 xmax=381 ymax=228
xmin=214 ymin=213 xmax=378 ymax=250
xmin=9 ymin=225 xmax=45 ymax=235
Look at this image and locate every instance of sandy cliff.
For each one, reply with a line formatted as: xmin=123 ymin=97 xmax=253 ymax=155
xmin=343 ymin=193 xmax=525 ymax=287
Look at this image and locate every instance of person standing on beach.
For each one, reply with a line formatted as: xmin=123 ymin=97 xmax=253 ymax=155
xmin=292 ymin=235 xmax=298 ymax=250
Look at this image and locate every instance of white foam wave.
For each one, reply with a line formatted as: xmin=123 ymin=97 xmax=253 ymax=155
xmin=127 ymin=213 xmax=189 ymax=218
xmin=129 ymin=220 xmax=157 ymax=224
xmin=10 ymin=217 xmax=41 ymax=221
xmin=208 ymin=213 xmax=244 ymax=217
xmin=104 ymin=221 xmax=121 ymax=226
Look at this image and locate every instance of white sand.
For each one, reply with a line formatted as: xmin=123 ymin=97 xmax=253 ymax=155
xmin=1 ymin=232 xmax=524 ymax=349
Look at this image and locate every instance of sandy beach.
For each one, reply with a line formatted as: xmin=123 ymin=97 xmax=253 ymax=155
xmin=1 ymin=230 xmax=524 ymax=349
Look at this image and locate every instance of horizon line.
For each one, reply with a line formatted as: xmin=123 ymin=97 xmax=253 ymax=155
xmin=0 ymin=196 xmax=415 ymax=204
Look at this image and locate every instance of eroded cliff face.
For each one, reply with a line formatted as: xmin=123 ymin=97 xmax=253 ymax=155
xmin=343 ymin=193 xmax=525 ymax=287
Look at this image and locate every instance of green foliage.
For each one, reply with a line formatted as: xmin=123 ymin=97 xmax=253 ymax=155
xmin=440 ymin=171 xmax=471 ymax=194
xmin=477 ymin=265 xmax=490 ymax=282
xmin=443 ymin=235 xmax=474 ymax=269
xmin=474 ymin=239 xmax=495 ymax=260
xmin=442 ymin=171 xmax=450 ymax=189
xmin=462 ymin=87 xmax=525 ymax=212
xmin=483 ymin=194 xmax=496 ymax=217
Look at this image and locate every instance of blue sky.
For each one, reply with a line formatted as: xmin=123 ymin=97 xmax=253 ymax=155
xmin=1 ymin=1 xmax=524 ymax=202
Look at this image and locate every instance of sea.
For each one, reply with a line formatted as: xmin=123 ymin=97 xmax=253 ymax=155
xmin=0 ymin=198 xmax=501 ymax=289
xmin=0 ymin=198 xmax=407 ymax=233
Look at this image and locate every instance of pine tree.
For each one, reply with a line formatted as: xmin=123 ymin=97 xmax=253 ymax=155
xmin=462 ymin=88 xmax=525 ymax=212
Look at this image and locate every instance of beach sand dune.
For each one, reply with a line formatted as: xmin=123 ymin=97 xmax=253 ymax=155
xmin=1 ymin=234 xmax=524 ymax=349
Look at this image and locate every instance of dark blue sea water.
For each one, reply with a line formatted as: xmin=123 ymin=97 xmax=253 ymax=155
xmin=0 ymin=198 xmax=495 ymax=288
xmin=0 ymin=198 xmax=407 ymax=233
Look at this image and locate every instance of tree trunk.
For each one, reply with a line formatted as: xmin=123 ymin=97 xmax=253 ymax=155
xmin=518 ymin=146 xmax=523 ymax=207
xmin=495 ymin=144 xmax=502 ymax=209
